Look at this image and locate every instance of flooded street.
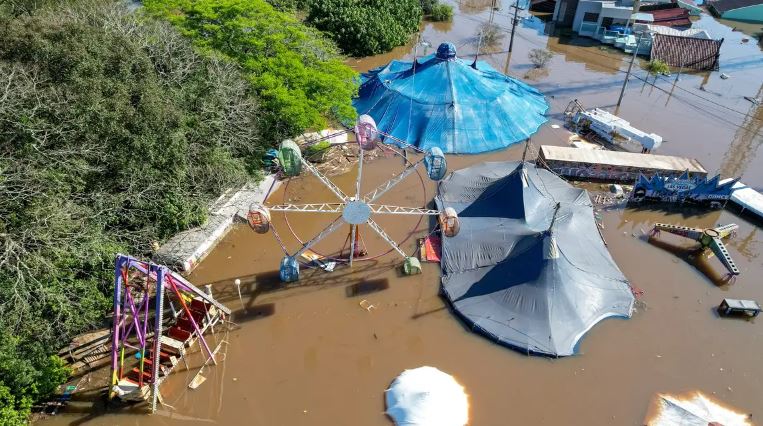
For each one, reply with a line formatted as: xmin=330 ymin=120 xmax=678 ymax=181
xmin=40 ymin=1 xmax=763 ymax=425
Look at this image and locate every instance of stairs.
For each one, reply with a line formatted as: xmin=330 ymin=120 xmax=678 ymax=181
xmin=114 ymin=297 xmax=221 ymax=402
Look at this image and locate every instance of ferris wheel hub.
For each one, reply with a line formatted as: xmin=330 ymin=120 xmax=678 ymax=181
xmin=343 ymin=200 xmax=372 ymax=224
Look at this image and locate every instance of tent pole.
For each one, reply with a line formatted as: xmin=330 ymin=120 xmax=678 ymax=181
xmin=521 ymin=138 xmax=531 ymax=162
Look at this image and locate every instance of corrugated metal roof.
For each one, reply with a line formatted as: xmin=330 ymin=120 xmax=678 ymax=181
xmin=651 ymin=33 xmax=723 ymax=71
xmin=645 ymin=9 xmax=692 ymax=26
xmin=539 ymin=145 xmax=707 ymax=173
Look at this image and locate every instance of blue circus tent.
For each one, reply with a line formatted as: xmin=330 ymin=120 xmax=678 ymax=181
xmin=353 ymin=42 xmax=549 ymax=154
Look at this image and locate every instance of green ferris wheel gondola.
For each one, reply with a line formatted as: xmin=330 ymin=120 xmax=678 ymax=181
xmin=252 ymin=116 xmax=459 ymax=283
xmin=278 ymin=139 xmax=302 ymax=177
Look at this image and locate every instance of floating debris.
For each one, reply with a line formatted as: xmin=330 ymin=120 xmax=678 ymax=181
xmin=646 ymin=391 xmax=752 ymax=426
xmin=359 ymin=299 xmax=376 ymax=311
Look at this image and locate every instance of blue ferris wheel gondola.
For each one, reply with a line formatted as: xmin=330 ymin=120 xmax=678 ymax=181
xmin=425 ymin=147 xmax=447 ymax=181
xmin=279 ymin=256 xmax=300 ymax=282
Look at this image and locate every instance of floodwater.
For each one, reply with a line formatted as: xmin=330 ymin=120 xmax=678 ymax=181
xmin=41 ymin=1 xmax=763 ymax=425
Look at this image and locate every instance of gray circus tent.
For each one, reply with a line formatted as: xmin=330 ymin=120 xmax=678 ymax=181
xmin=435 ymin=161 xmax=635 ymax=356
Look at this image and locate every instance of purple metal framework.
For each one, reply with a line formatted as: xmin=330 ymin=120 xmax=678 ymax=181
xmin=108 ymin=254 xmax=230 ymax=411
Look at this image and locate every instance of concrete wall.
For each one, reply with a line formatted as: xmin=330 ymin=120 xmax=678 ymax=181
xmin=572 ymin=0 xmax=603 ymax=32
xmin=722 ymin=4 xmax=763 ymax=23
xmin=600 ymin=4 xmax=634 ymax=20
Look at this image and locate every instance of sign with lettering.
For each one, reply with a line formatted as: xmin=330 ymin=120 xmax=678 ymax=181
xmin=629 ymin=171 xmax=738 ymax=206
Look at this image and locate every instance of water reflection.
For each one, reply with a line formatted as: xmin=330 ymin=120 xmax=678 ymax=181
xmin=647 ymin=235 xmax=739 ymax=287
xmin=720 ymin=83 xmax=763 ymax=179
xmin=545 ymin=36 xmax=624 ymax=75
xmin=458 ymin=0 xmax=498 ymax=15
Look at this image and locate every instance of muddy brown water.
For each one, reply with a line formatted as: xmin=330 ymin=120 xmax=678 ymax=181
xmin=41 ymin=1 xmax=763 ymax=425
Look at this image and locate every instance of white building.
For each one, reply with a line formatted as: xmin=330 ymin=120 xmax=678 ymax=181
xmin=553 ymin=0 xmax=638 ymax=36
xmin=552 ymin=0 xmax=657 ymax=53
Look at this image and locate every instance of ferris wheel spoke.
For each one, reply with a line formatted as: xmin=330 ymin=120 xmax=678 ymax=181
xmin=368 ymin=205 xmax=440 ymax=215
xmin=294 ymin=217 xmax=347 ymax=258
xmin=269 ymin=203 xmax=344 ymax=213
xmin=376 ymin=130 xmax=425 ymax=153
xmin=349 ymin=224 xmax=357 ymax=266
xmin=363 ymin=157 xmax=426 ymax=203
xmin=356 ymin=147 xmax=364 ymax=200
xmin=300 ymin=158 xmax=348 ymax=201
xmin=366 ymin=219 xmax=407 ymax=259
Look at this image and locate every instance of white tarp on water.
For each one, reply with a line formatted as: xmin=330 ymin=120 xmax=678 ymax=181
xmin=648 ymin=392 xmax=752 ymax=426
xmin=385 ymin=367 xmax=468 ymax=426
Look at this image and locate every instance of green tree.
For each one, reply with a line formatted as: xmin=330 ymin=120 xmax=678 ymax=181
xmin=145 ymin=0 xmax=358 ymax=139
xmin=305 ymin=0 xmax=423 ymax=57
xmin=430 ymin=3 xmax=453 ymax=21
xmin=0 ymin=1 xmax=264 ymax=421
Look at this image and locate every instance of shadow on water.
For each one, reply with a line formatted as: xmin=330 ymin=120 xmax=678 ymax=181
xmin=206 ymin=260 xmax=405 ymax=315
xmin=345 ymin=279 xmax=390 ymax=297
xmin=625 ymin=203 xmax=722 ymax=220
xmin=646 ymin=236 xmax=736 ymax=288
xmin=56 ymin=393 xmax=152 ymax=426
xmin=411 ymin=305 xmax=448 ymax=320
xmin=232 ymin=303 xmax=276 ymax=324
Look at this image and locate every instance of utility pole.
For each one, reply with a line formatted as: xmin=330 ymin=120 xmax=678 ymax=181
xmin=616 ymin=32 xmax=643 ymax=108
xmin=508 ymin=1 xmax=521 ymax=54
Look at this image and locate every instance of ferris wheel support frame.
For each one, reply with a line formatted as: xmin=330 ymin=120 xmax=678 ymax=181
xmin=249 ymin=115 xmax=457 ymax=282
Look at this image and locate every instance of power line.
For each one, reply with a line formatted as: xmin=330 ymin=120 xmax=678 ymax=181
xmin=449 ymin=8 xmax=763 ymax=135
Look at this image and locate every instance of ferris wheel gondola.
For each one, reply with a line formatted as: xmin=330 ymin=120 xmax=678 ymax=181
xmin=248 ymin=114 xmax=460 ymax=282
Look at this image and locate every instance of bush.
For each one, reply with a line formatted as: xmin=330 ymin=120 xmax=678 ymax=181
xmin=430 ymin=3 xmax=453 ymax=21
xmin=303 ymin=140 xmax=332 ymax=161
xmin=305 ymin=0 xmax=423 ymax=57
xmin=477 ymin=22 xmax=506 ymax=50
xmin=145 ymin=0 xmax=358 ymax=139
xmin=0 ymin=1 xmax=265 ymax=421
xmin=264 ymin=0 xmax=309 ymax=11
xmin=645 ymin=59 xmax=670 ymax=76
xmin=421 ymin=0 xmax=437 ymax=14
xmin=528 ymin=48 xmax=553 ymax=68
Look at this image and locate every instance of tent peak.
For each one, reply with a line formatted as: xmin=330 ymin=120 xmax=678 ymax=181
xmin=436 ymin=42 xmax=457 ymax=61
xmin=546 ymin=202 xmax=562 ymax=234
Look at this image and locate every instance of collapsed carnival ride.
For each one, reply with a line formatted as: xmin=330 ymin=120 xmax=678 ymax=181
xmin=108 ymin=254 xmax=231 ymax=411
xmin=247 ymin=115 xmax=460 ymax=282
xmin=649 ymin=222 xmax=741 ymax=277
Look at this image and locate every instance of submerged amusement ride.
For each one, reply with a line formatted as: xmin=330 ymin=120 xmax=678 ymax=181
xmin=247 ymin=115 xmax=460 ymax=282
xmin=649 ymin=222 xmax=741 ymax=277
xmin=108 ymin=254 xmax=231 ymax=411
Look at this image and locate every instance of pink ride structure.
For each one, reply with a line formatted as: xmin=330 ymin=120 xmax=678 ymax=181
xmin=108 ymin=254 xmax=230 ymax=412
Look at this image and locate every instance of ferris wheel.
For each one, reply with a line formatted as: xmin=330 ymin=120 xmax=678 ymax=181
xmin=247 ymin=115 xmax=461 ymax=283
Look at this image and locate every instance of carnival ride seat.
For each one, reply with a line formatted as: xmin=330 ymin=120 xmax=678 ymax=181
xmin=279 ymin=256 xmax=300 ymax=282
xmin=278 ymin=140 xmax=302 ymax=177
xmin=438 ymin=207 xmax=460 ymax=237
xmin=425 ymin=147 xmax=447 ymax=181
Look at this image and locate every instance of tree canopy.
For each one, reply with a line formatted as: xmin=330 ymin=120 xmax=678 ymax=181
xmin=0 ymin=1 xmax=263 ymax=421
xmin=144 ymin=0 xmax=359 ymax=138
xmin=0 ymin=0 xmax=360 ymax=422
xmin=305 ymin=0 xmax=423 ymax=57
